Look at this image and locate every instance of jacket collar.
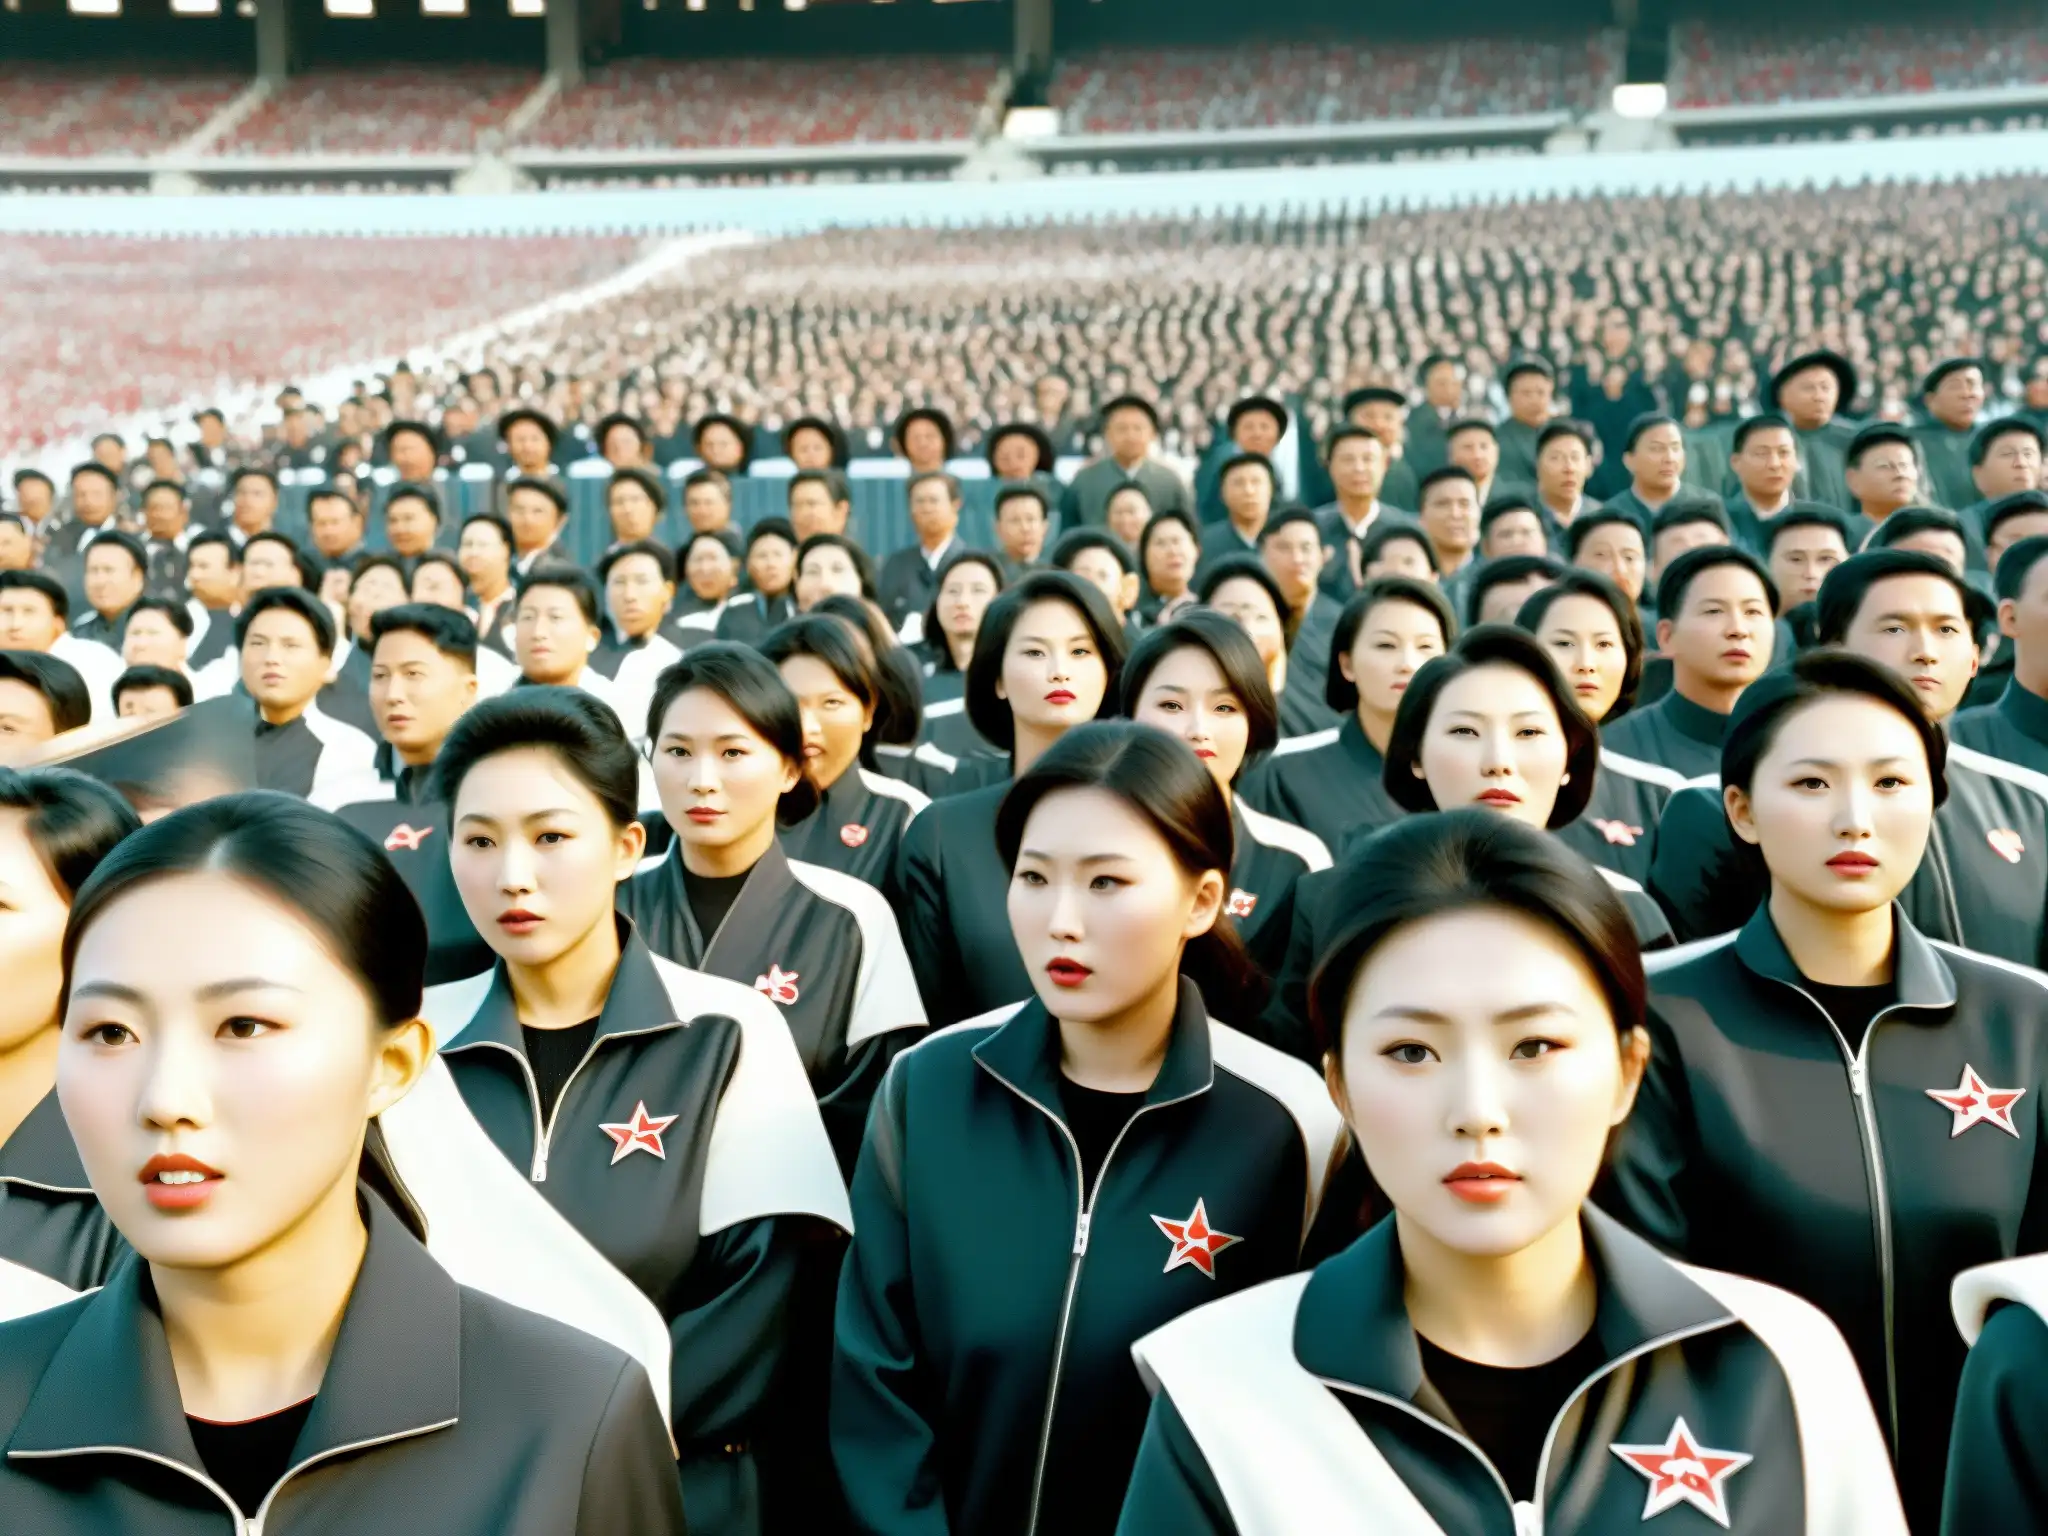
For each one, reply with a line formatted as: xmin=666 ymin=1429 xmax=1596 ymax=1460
xmin=1337 ymin=713 xmax=1386 ymax=777
xmin=0 ymin=1090 xmax=92 ymax=1193
xmin=443 ymin=915 xmax=681 ymax=1056
xmin=647 ymin=838 xmax=798 ymax=968
xmin=1294 ymin=1206 xmax=1735 ymax=1406
xmin=971 ymin=977 xmax=1213 ymax=1123
xmin=1997 ymin=677 xmax=2048 ymax=745
xmin=1733 ymin=902 xmax=1956 ymax=1013
xmin=816 ymin=766 xmax=876 ymax=825
xmin=1654 ymin=688 xmax=1730 ymax=749
xmin=7 ymin=1193 xmax=459 ymax=1473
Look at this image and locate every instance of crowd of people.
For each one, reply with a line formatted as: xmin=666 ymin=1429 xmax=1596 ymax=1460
xmin=0 ymin=64 xmax=243 ymax=157
xmin=218 ymin=65 xmax=540 ymax=158
xmin=1670 ymin=14 xmax=2048 ymax=108
xmin=0 ymin=258 xmax=2047 ymax=1527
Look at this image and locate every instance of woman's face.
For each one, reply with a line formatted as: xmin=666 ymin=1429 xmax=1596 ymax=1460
xmin=997 ymin=599 xmax=1109 ymax=738
xmin=1106 ymin=490 xmax=1153 ymax=549
xmin=1414 ymin=664 xmax=1570 ymax=828
xmin=1132 ymin=644 xmax=1250 ymax=791
xmin=410 ymin=562 xmax=467 ymax=612
xmin=651 ymin=689 xmax=802 ymax=859
xmin=1208 ymin=577 xmax=1285 ymax=668
xmin=1332 ymin=906 xmax=1644 ymax=1261
xmin=1342 ymin=600 xmax=1445 ymax=720
xmin=450 ymin=747 xmax=645 ymax=970
xmin=458 ymin=523 xmax=511 ymax=587
xmin=796 ymin=545 xmax=863 ymax=613
xmin=60 ymin=873 xmax=427 ymax=1270
xmin=938 ymin=562 xmax=999 ymax=645
xmin=1725 ymin=695 xmax=1933 ymax=916
xmin=1535 ymin=593 xmax=1628 ymax=722
xmin=1065 ymin=548 xmax=1131 ymax=619
xmin=748 ymin=535 xmax=795 ymax=599
xmin=0 ymin=811 xmax=68 ymax=1053
xmin=1144 ymin=521 xmax=1197 ymax=595
xmin=778 ymin=653 xmax=871 ymax=793
xmin=685 ymin=538 xmax=737 ymax=604
xmin=1009 ymin=786 xmax=1222 ymax=1026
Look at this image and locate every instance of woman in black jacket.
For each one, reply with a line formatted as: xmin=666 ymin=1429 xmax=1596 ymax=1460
xmin=1121 ymin=609 xmax=1330 ymax=983
xmin=914 ymin=549 xmax=1008 ymax=764
xmin=1119 ymin=811 xmax=1904 ymax=1535
xmin=0 ymin=769 xmax=138 ymax=1298
xmin=0 ymin=792 xmax=686 ymax=1533
xmin=833 ymin=722 xmax=1343 ymax=1536
xmin=893 ymin=571 xmax=1129 ymax=1024
xmin=1604 ymin=650 xmax=2048 ymax=1534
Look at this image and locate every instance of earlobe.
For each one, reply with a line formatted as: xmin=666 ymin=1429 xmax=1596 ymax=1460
xmin=367 ymin=1017 xmax=434 ymax=1117
xmin=615 ymin=817 xmax=649 ymax=875
xmin=1322 ymin=1052 xmax=1352 ymax=1125
xmin=1723 ymin=783 xmax=1760 ymax=847
xmin=1611 ymin=1026 xmax=1652 ymax=1124
xmin=1184 ymin=869 xmax=1226 ymax=939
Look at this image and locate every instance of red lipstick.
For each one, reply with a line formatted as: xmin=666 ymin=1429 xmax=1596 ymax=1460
xmin=140 ymin=1153 xmax=224 ymax=1211
xmin=1046 ymin=957 xmax=1092 ymax=988
xmin=1443 ymin=1161 xmax=1520 ymax=1205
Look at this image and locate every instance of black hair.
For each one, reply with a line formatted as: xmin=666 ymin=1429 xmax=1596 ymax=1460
xmin=1515 ymin=568 xmax=1646 ymax=720
xmin=1623 ymin=412 xmax=1680 ymax=453
xmin=1195 ymin=554 xmax=1297 ymax=648
xmin=1258 ymin=506 xmax=1325 ymax=546
xmin=517 ymin=562 xmax=602 ymax=628
xmin=1306 ymin=809 xmax=1645 ymax=1058
xmin=788 ymin=468 xmax=850 ymax=507
xmin=1480 ymin=495 xmax=1543 ymax=535
xmin=1814 ymin=550 xmax=1971 ymax=646
xmin=1104 ymin=482 xmax=1156 ymax=517
xmin=1051 ymin=527 xmax=1136 ymax=576
xmin=504 ymin=476 xmax=569 ymax=518
xmin=643 ymin=642 xmax=820 ymax=824
xmin=306 ymin=485 xmax=359 ymax=515
xmin=921 ymin=549 xmax=1008 ymax=673
xmin=1138 ymin=509 xmax=1202 ymax=590
xmin=1358 ymin=519 xmax=1439 ymax=574
xmin=458 ymin=511 xmax=515 ymax=554
xmin=244 ymin=531 xmax=317 ymax=590
xmin=1650 ymin=499 xmax=1733 ymax=544
xmin=384 ymin=485 xmax=441 ymax=524
xmin=598 ymin=538 xmax=678 ymax=585
xmin=185 ymin=528 xmax=240 ymax=567
xmin=759 ymin=614 xmax=885 ymax=751
xmin=1845 ymin=422 xmax=1915 ymax=470
xmin=1654 ymin=545 xmax=1778 ymax=623
xmin=141 ymin=478 xmax=188 ymax=505
xmin=409 ymin=548 xmax=466 ymax=592
xmin=1466 ymin=554 xmax=1567 ymax=629
xmin=1564 ymin=507 xmax=1646 ymax=562
xmin=966 ymin=570 xmax=1128 ymax=750
xmin=1444 ymin=418 xmax=1496 ymax=443
xmin=994 ymin=483 xmax=1051 ymax=520
xmin=370 ymin=602 xmax=479 ymax=669
xmin=1865 ymin=505 xmax=1967 ymax=554
xmin=1119 ymin=608 xmax=1279 ymax=774
xmin=433 ymin=688 xmax=637 ymax=829
xmin=113 ymin=664 xmax=194 ymax=711
xmin=0 ymin=652 xmax=90 ymax=733
xmin=1997 ymin=535 xmax=2048 ymax=604
xmin=996 ymin=720 xmax=1266 ymax=1015
xmin=349 ymin=553 xmax=410 ymax=595
xmin=84 ymin=529 xmax=148 ymax=578
xmin=908 ymin=470 xmax=963 ymax=503
xmin=1985 ymin=491 xmax=2048 ymax=551
xmin=796 ymin=532 xmax=879 ymax=603
xmin=1536 ymin=419 xmax=1595 ymax=457
xmin=0 ymin=765 xmax=140 ymax=896
xmin=1419 ymin=465 xmax=1478 ymax=504
xmin=60 ymin=792 xmax=430 ymax=1242
xmin=1217 ymin=452 xmax=1277 ymax=493
xmin=1326 ymin=576 xmax=1459 ymax=712
xmin=1761 ymin=504 xmax=1854 ymax=558
xmin=1972 ymin=417 xmax=2044 ymax=467
xmin=125 ymin=594 xmax=194 ymax=639
xmin=235 ymin=586 xmax=336 ymax=656
xmin=1382 ymin=625 xmax=1600 ymax=830
xmin=0 ymin=570 xmax=70 ymax=624
xmin=1732 ymin=412 xmax=1796 ymax=453
xmin=682 ymin=466 xmax=731 ymax=500
xmin=1322 ymin=423 xmax=1382 ymax=462
xmin=812 ymin=595 xmax=924 ymax=747
xmin=607 ymin=466 xmax=669 ymax=513
xmin=746 ymin=516 xmax=797 ymax=554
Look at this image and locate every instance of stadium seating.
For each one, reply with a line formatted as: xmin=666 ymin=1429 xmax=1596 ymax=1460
xmin=1671 ymin=19 xmax=2048 ymax=108
xmin=217 ymin=66 xmax=538 ymax=156
xmin=1048 ymin=36 xmax=1622 ymax=134
xmin=519 ymin=55 xmax=996 ymax=150
xmin=0 ymin=67 xmax=243 ymax=158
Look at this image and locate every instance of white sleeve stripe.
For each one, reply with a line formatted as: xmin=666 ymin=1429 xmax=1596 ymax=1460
xmin=788 ymin=858 xmax=930 ymax=1045
xmin=1952 ymin=1253 xmax=2048 ymax=1345
xmin=1271 ymin=726 xmax=1340 ymax=759
xmin=1598 ymin=747 xmax=1694 ymax=792
xmin=1949 ymin=743 xmax=2048 ymax=803
xmin=1208 ymin=1022 xmax=1348 ymax=1244
xmin=857 ymin=765 xmax=932 ymax=813
xmin=1237 ymin=802 xmax=1334 ymax=871
xmin=1642 ymin=930 xmax=1739 ymax=974
xmin=1924 ymin=937 xmax=2048 ymax=993
xmin=1596 ymin=866 xmax=1647 ymax=894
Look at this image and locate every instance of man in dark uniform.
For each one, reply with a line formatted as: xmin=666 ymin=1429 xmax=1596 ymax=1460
xmin=41 ymin=462 xmax=121 ymax=574
xmin=307 ymin=484 xmax=368 ymax=573
xmin=1060 ymin=395 xmax=1192 ymax=529
xmin=714 ymin=519 xmax=800 ymax=647
xmin=1764 ymin=349 xmax=1859 ymax=511
xmin=1722 ymin=414 xmax=1801 ymax=555
xmin=182 ymin=530 xmax=242 ymax=670
xmin=992 ymin=483 xmax=1050 ymax=583
xmin=1530 ymin=420 xmax=1599 ymax=545
xmin=693 ymin=413 xmax=754 ymax=475
xmin=879 ymin=472 xmax=962 ymax=635
xmin=1192 ymin=454 xmax=1276 ymax=587
xmin=505 ymin=477 xmax=570 ymax=576
xmin=1443 ymin=418 xmax=1500 ymax=510
xmin=137 ymin=479 xmax=197 ymax=599
xmin=383 ymin=420 xmax=442 ymax=487
xmin=1196 ymin=396 xmax=1290 ymax=525
xmin=787 ymin=469 xmax=852 ymax=542
xmin=496 ymin=407 xmax=560 ymax=481
xmin=1954 ymin=533 xmax=2048 ymax=773
xmin=1313 ymin=425 xmax=1412 ymax=600
xmin=1913 ymin=357 xmax=1988 ymax=512
xmin=1412 ymin=466 xmax=1481 ymax=590
xmin=1601 ymin=413 xmax=1721 ymax=535
xmin=224 ymin=466 xmax=280 ymax=548
xmin=71 ymin=531 xmax=148 ymax=650
xmin=383 ymin=486 xmax=443 ymax=571
xmin=593 ymin=413 xmax=651 ymax=471
xmin=1493 ymin=356 xmax=1557 ymax=488
xmin=235 ymin=587 xmax=380 ymax=803
xmin=893 ymin=408 xmax=956 ymax=476
xmin=1841 ymin=420 xmax=1924 ymax=546
xmin=1959 ymin=418 xmax=2046 ymax=570
xmin=984 ymin=422 xmax=1062 ymax=518
xmin=1339 ymin=386 xmax=1420 ymax=511
xmin=9 ymin=470 xmax=55 ymax=540
xmin=1403 ymin=353 xmax=1465 ymax=478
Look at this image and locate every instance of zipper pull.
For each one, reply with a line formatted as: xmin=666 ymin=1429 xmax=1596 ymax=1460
xmin=1848 ymin=1060 xmax=1867 ymax=1099
xmin=1073 ymin=1211 xmax=1091 ymax=1256
xmin=1512 ymin=1501 xmax=1540 ymax=1536
xmin=532 ymin=1139 xmax=550 ymax=1183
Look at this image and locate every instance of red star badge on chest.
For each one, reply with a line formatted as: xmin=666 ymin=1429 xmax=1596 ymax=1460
xmin=598 ymin=1101 xmax=678 ymax=1164
xmin=1225 ymin=889 xmax=1258 ymax=918
xmin=1151 ymin=1198 xmax=1241 ymax=1279
xmin=383 ymin=823 xmax=433 ymax=853
xmin=1926 ymin=1064 xmax=2026 ymax=1138
xmin=1611 ymin=1417 xmax=1752 ymax=1527
xmin=839 ymin=823 xmax=869 ymax=848
xmin=755 ymin=964 xmax=801 ymax=1005
xmin=1589 ymin=817 xmax=1643 ymax=847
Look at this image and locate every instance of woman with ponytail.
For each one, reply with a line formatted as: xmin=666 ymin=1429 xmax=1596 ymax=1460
xmin=832 ymin=721 xmax=1344 ymax=1536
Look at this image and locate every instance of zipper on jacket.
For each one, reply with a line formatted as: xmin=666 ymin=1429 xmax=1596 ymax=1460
xmin=1783 ymin=983 xmax=1903 ymax=1452
xmin=981 ymin=1066 xmax=1206 ymax=1536
xmin=243 ymin=1418 xmax=457 ymax=1534
xmin=466 ymin=1025 xmax=674 ymax=1183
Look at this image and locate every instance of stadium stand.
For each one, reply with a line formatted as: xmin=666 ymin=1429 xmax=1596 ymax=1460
xmin=0 ymin=66 xmax=243 ymax=158
xmin=1671 ymin=18 xmax=2048 ymax=107
xmin=215 ymin=66 xmax=540 ymax=157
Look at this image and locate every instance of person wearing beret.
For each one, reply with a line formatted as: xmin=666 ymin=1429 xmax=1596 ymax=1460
xmin=495 ymin=407 xmax=560 ymax=481
xmin=892 ymin=407 xmax=956 ymax=477
xmin=1060 ymin=394 xmax=1193 ymax=531
xmin=693 ymin=413 xmax=754 ymax=475
xmin=381 ymin=420 xmax=443 ymax=488
xmin=593 ymin=412 xmax=651 ymax=471
xmin=1338 ymin=385 xmax=1421 ymax=512
xmin=1912 ymin=358 xmax=1988 ymax=514
xmin=783 ymin=415 xmax=850 ymax=471
xmin=1196 ymin=395 xmax=1291 ymax=525
xmin=1493 ymin=355 xmax=1558 ymax=487
xmin=1765 ymin=349 xmax=1860 ymax=512
xmin=986 ymin=420 xmax=1066 ymax=522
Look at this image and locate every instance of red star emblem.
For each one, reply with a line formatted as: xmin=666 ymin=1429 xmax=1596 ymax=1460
xmin=598 ymin=1101 xmax=678 ymax=1165
xmin=1611 ymin=1417 xmax=1752 ymax=1527
xmin=383 ymin=823 xmax=433 ymax=853
xmin=755 ymin=964 xmax=801 ymax=1005
xmin=1989 ymin=828 xmax=2026 ymax=864
xmin=839 ymin=823 xmax=869 ymax=848
xmin=1150 ymin=1198 xmax=1242 ymax=1280
xmin=1225 ymin=888 xmax=1258 ymax=918
xmin=1590 ymin=817 xmax=1643 ymax=847
xmin=1926 ymin=1063 xmax=2026 ymax=1139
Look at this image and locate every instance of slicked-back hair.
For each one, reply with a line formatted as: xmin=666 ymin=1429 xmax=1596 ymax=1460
xmin=965 ymin=570 xmax=1128 ymax=751
xmin=1326 ymin=577 xmax=1459 ymax=712
xmin=370 ymin=602 xmax=479 ymax=670
xmin=432 ymin=687 xmax=637 ymax=829
xmin=235 ymin=585 xmax=336 ymax=656
xmin=1120 ymin=607 xmax=1280 ymax=774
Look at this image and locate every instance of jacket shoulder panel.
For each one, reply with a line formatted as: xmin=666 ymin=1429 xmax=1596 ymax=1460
xmin=1598 ymin=746 xmax=1692 ymax=793
xmin=1952 ymin=1253 xmax=2048 ymax=1346
xmin=856 ymin=764 xmax=931 ymax=817
xmin=1237 ymin=803 xmax=1334 ymax=871
xmin=1209 ymin=1023 xmax=1347 ymax=1228
xmin=1642 ymin=929 xmax=1739 ymax=978
xmin=787 ymin=857 xmax=929 ymax=1044
xmin=1270 ymin=726 xmax=1339 ymax=760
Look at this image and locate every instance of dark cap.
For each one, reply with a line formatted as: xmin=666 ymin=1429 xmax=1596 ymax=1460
xmin=1502 ymin=356 xmax=1556 ymax=386
xmin=592 ymin=412 xmax=649 ymax=450
xmin=382 ymin=419 xmax=442 ymax=457
xmin=1765 ymin=349 xmax=1857 ymax=414
xmin=984 ymin=421 xmax=1056 ymax=476
xmin=1920 ymin=357 xmax=1986 ymax=396
xmin=781 ymin=415 xmax=849 ymax=468
xmin=892 ymin=407 xmax=958 ymax=459
xmin=692 ymin=413 xmax=755 ymax=466
xmin=69 ymin=462 xmax=121 ymax=491
xmin=1225 ymin=395 xmax=1290 ymax=437
xmin=503 ymin=475 xmax=569 ymax=515
xmin=496 ymin=407 xmax=560 ymax=447
xmin=1342 ymin=386 xmax=1407 ymax=415
xmin=1097 ymin=395 xmax=1161 ymax=432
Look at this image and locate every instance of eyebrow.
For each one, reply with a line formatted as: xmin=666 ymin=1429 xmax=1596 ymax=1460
xmin=1783 ymin=756 xmax=1914 ymax=769
xmin=656 ymin=732 xmax=759 ymax=745
xmin=1371 ymin=1002 xmax=1577 ymax=1026
xmin=1017 ymin=850 xmax=1140 ymax=867
xmin=1871 ymin=609 xmax=1965 ymax=624
xmin=1017 ymin=631 xmax=1091 ymax=646
xmin=73 ymin=978 xmax=304 ymax=1005
xmin=454 ymin=807 xmax=581 ymax=827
